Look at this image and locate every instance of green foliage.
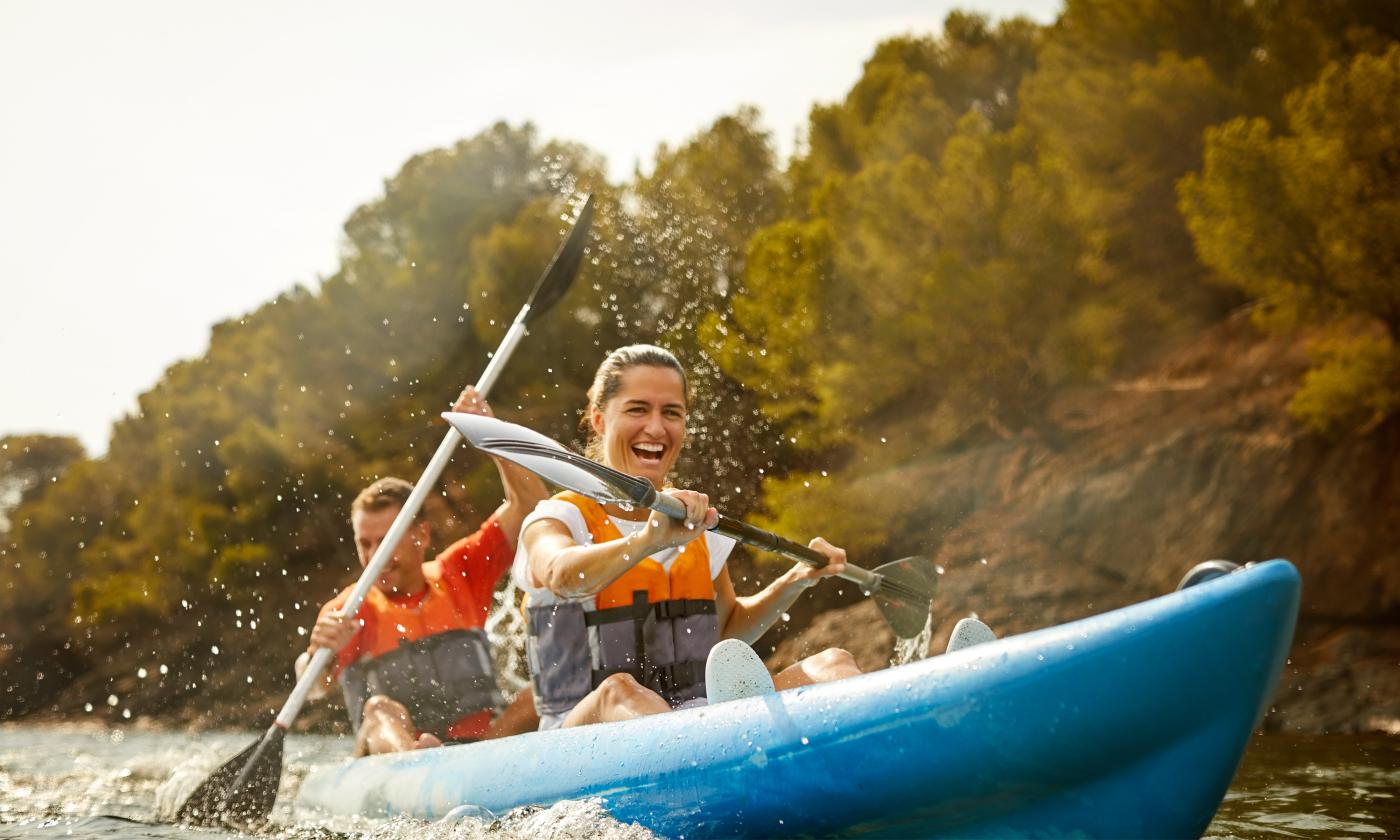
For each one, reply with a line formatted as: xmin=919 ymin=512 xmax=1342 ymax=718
xmin=1289 ymin=330 xmax=1400 ymax=435
xmin=714 ymin=111 xmax=1094 ymax=456
xmin=0 ymin=434 xmax=85 ymax=533
xmin=793 ymin=13 xmax=1040 ymax=204
xmin=1180 ymin=45 xmax=1400 ymax=433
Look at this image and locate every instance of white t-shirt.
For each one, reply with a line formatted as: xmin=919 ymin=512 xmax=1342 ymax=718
xmin=513 ymin=499 xmax=735 ymax=608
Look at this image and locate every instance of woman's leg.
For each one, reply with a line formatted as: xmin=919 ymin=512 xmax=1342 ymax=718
xmin=772 ymin=647 xmax=861 ymax=691
xmin=561 ymin=672 xmax=670 ymax=727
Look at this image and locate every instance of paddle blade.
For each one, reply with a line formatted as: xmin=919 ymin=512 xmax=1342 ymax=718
xmin=443 ymin=412 xmax=650 ymax=506
xmin=871 ymin=556 xmax=938 ymax=639
xmin=522 ymin=193 xmax=595 ymax=324
xmin=175 ymin=725 xmax=285 ymax=827
xmin=175 ymin=737 xmax=258 ymax=825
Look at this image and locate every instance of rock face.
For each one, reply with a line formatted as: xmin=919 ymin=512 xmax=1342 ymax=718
xmin=764 ymin=314 xmax=1400 ymax=735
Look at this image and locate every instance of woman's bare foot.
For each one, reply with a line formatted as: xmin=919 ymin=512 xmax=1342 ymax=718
xmin=414 ymin=733 xmax=443 ymax=750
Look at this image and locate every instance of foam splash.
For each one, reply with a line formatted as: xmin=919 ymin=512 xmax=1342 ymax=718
xmin=890 ymin=612 xmax=934 ymax=666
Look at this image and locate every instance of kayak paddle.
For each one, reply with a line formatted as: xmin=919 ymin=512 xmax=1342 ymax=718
xmin=176 ymin=193 xmax=595 ymax=827
xmin=441 ymin=412 xmax=937 ymax=638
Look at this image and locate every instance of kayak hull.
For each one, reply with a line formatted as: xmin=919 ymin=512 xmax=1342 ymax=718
xmin=295 ymin=559 xmax=1299 ymax=838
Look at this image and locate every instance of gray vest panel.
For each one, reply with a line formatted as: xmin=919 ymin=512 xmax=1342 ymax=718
xmin=527 ymin=589 xmax=720 ymax=717
xmin=340 ymin=627 xmax=502 ymax=739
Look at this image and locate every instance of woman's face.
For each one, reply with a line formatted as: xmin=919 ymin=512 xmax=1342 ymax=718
xmin=592 ymin=365 xmax=687 ymax=488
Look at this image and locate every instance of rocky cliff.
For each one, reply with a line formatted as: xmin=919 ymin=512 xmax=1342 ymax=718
xmin=766 ymin=312 xmax=1399 ymax=734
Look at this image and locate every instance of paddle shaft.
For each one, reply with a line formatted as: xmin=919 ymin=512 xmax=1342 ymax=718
xmin=647 ymin=492 xmax=881 ymax=592
xmin=273 ymin=312 xmax=532 ymax=729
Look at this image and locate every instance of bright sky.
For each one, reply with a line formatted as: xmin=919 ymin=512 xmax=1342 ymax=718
xmin=1 ymin=0 xmax=1061 ymax=456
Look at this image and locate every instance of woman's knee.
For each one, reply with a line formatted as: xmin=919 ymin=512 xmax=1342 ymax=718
xmin=595 ymin=672 xmax=648 ymax=705
xmin=809 ymin=647 xmax=859 ymax=675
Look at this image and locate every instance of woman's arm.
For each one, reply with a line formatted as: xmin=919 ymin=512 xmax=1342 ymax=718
xmin=523 ymin=490 xmax=718 ymax=599
xmin=714 ymin=537 xmax=848 ymax=644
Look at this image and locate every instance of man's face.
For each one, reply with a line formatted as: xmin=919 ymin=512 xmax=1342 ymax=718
xmin=350 ymin=504 xmax=429 ymax=596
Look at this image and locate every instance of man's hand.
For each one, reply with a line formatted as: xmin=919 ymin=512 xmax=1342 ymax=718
xmin=452 ymin=386 xmax=494 ymax=417
xmin=309 ymin=609 xmax=358 ymax=653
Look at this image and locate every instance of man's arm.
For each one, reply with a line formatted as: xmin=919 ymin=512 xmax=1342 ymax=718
xmin=295 ymin=600 xmax=360 ymax=700
xmin=451 ymin=386 xmax=548 ymax=550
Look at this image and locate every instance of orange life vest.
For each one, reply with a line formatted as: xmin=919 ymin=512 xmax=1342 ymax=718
xmin=339 ymin=564 xmax=501 ymax=740
xmin=525 ymin=491 xmax=721 ymax=716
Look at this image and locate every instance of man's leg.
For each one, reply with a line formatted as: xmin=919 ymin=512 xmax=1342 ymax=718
xmin=355 ymin=695 xmax=427 ymax=756
xmin=484 ymin=686 xmax=542 ymax=739
xmin=561 ymin=673 xmax=670 ymax=728
xmin=772 ymin=647 xmax=861 ymax=691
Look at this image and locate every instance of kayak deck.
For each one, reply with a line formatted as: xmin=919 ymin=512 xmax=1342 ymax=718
xmin=295 ymin=559 xmax=1299 ymax=838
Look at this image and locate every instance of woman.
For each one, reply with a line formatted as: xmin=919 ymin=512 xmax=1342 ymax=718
xmin=514 ymin=345 xmax=861 ymax=730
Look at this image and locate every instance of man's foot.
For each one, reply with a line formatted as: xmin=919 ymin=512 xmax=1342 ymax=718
xmin=705 ymin=638 xmax=776 ymax=703
xmin=946 ymin=617 xmax=996 ymax=653
xmin=414 ymin=732 xmax=443 ymax=750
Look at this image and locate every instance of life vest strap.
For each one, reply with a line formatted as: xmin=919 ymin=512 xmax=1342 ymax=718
xmin=583 ymin=594 xmax=717 ymax=628
xmin=653 ymin=598 xmax=716 ymax=620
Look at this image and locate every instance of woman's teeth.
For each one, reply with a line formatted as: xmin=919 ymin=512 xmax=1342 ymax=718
xmin=633 ymin=442 xmax=664 ymax=462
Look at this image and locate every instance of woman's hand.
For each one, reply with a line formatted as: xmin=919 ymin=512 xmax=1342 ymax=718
xmin=309 ymin=609 xmax=359 ymax=653
xmin=635 ymin=489 xmax=718 ymax=554
xmin=787 ymin=537 xmax=848 ymax=588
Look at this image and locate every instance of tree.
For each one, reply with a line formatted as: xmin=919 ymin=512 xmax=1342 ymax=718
xmin=0 ymin=434 xmax=85 ymax=534
xmin=1179 ymin=45 xmax=1400 ymax=433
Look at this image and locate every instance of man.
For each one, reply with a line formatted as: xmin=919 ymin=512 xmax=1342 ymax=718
xmin=296 ymin=386 xmax=547 ymax=755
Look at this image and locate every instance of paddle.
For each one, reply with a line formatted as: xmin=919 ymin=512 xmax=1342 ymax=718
xmin=176 ymin=194 xmax=596 ymax=827
xmin=440 ymin=412 xmax=937 ymax=639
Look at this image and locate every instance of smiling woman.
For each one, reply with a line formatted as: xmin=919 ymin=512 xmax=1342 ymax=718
xmin=514 ymin=344 xmax=863 ymax=731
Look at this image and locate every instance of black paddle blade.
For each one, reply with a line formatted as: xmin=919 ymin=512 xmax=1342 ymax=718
xmin=176 ymin=725 xmax=285 ymax=827
xmin=522 ymin=193 xmax=595 ymax=324
xmin=871 ymin=557 xmax=938 ymax=639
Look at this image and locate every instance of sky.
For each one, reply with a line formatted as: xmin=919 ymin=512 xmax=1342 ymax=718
xmin=0 ymin=0 xmax=1061 ymax=456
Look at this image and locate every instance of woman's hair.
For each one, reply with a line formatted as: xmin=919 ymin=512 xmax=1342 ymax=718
xmin=582 ymin=344 xmax=688 ymax=460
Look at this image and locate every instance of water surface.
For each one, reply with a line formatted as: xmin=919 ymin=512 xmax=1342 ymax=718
xmin=0 ymin=725 xmax=1394 ymax=838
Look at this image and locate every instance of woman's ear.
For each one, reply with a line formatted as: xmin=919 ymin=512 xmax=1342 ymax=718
xmin=590 ymin=406 xmax=605 ymax=438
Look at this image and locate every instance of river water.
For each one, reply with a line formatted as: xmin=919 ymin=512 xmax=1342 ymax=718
xmin=0 ymin=725 xmax=1395 ymax=839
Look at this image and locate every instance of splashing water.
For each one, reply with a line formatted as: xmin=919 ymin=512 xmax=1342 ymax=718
xmin=889 ymin=612 xmax=935 ymax=666
xmin=483 ymin=579 xmax=530 ymax=696
xmin=0 ymin=726 xmax=657 ymax=840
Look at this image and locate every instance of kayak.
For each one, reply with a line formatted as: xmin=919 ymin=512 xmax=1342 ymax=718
xmin=294 ymin=559 xmax=1299 ymax=838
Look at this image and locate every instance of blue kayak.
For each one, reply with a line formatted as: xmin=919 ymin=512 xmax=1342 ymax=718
xmin=294 ymin=559 xmax=1299 ymax=838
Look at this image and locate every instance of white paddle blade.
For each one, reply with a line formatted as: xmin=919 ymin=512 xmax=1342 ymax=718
xmin=441 ymin=412 xmax=625 ymax=504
